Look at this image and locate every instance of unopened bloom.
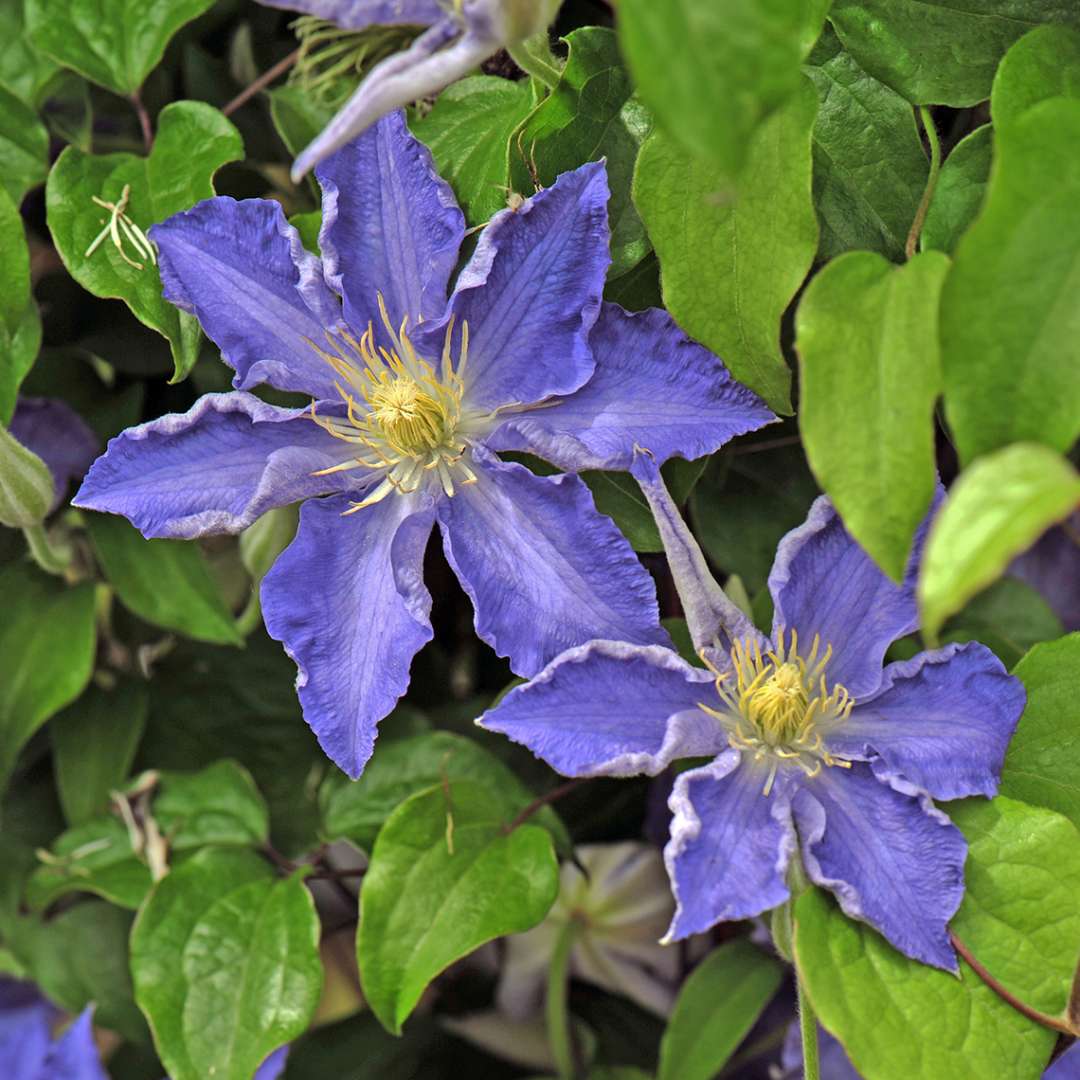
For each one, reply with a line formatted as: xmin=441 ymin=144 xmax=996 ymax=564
xmin=481 ymin=457 xmax=1025 ymax=970
xmin=261 ymin=0 xmax=561 ymax=179
xmin=75 ymin=113 xmax=772 ymax=778
xmin=9 ymin=397 xmax=99 ymax=511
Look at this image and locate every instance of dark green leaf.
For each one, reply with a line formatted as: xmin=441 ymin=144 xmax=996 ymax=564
xmin=918 ymin=444 xmax=1080 ymax=642
xmin=26 ymin=0 xmax=216 ymax=96
xmin=0 ymin=568 xmax=96 ymax=790
xmin=51 ymin=679 xmax=148 ymax=825
xmin=131 ymin=848 xmax=321 ymax=1080
xmin=269 ymin=85 xmax=335 ymax=159
xmin=508 ymin=28 xmax=652 ymax=277
xmin=0 ymin=1 xmax=59 ymax=105
xmin=657 ymin=938 xmax=784 ymax=1080
xmin=86 ymin=512 xmax=242 ymax=645
xmin=828 ymin=0 xmax=1080 ymax=106
xmin=940 ymin=98 xmax=1080 ymax=463
xmin=40 ymin=69 xmax=93 ymax=152
xmin=796 ymin=249 xmax=948 ymax=580
xmin=582 ymin=470 xmax=661 ymax=553
xmin=921 ymin=125 xmax=992 ymax=255
xmin=1000 ymin=633 xmax=1080 ymax=831
xmin=805 ymin=31 xmax=928 ymax=261
xmin=358 ymin=779 xmax=559 ymax=1033
xmin=321 ymin=730 xmax=565 ymax=851
xmin=633 ymin=78 xmax=819 ymax=413
xmin=411 ymin=75 xmax=535 ymax=227
xmin=991 ymin=24 xmax=1080 ymax=138
xmin=0 ymin=187 xmax=30 ymax=338
xmin=0 ymin=84 xmax=48 ymax=203
xmin=0 ymin=302 xmax=43 ymax=426
xmin=46 ymin=101 xmax=243 ymax=380
xmin=618 ymin=0 xmax=826 ymax=176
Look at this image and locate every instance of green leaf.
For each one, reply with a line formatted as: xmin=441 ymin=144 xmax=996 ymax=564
xmin=940 ymin=99 xmax=1080 ymax=462
xmin=358 ymin=779 xmax=559 ymax=1033
xmin=657 ymin=938 xmax=784 ymax=1080
xmin=26 ymin=759 xmax=270 ymax=910
xmin=86 ymin=512 xmax=242 ymax=645
xmin=918 ymin=443 xmax=1080 ymax=642
xmin=1000 ymin=633 xmax=1080 ymax=831
xmin=0 ymin=568 xmax=96 ymax=790
xmin=949 ymin=796 xmax=1080 ymax=1018
xmin=46 ymin=100 xmax=243 ymax=381
xmin=582 ymin=470 xmax=661 ymax=553
xmin=794 ymin=887 xmax=1054 ymax=1080
xmin=991 ymin=24 xmax=1080 ymax=138
xmin=0 ymin=302 xmax=42 ymax=426
xmin=0 ymin=1 xmax=59 ymax=105
xmin=321 ymin=730 xmax=565 ymax=852
xmin=0 ymin=187 xmax=30 ymax=337
xmin=40 ymin=70 xmax=93 ymax=152
xmin=508 ymin=28 xmax=652 ymax=277
xmin=51 ymin=679 xmax=148 ymax=825
xmin=828 ymin=0 xmax=1080 ymax=106
xmin=0 ymin=84 xmax=48 ymax=203
xmin=633 ymin=77 xmax=819 ymax=413
xmin=805 ymin=30 xmax=929 ymax=261
xmin=0 ymin=422 xmax=54 ymax=528
xmin=131 ymin=848 xmax=321 ymax=1080
xmin=796 ymin=249 xmax=949 ymax=580
xmin=269 ymin=85 xmax=335 ymax=159
xmin=617 ymin=0 xmax=825 ymax=176
xmin=411 ymin=75 xmax=535 ymax=227
xmin=11 ymin=899 xmax=148 ymax=1043
xmin=25 ymin=0 xmax=216 ymax=96
xmin=921 ymin=125 xmax=992 ymax=255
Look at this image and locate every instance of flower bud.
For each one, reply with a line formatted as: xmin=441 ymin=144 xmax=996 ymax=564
xmin=0 ymin=423 xmax=55 ymax=528
xmin=493 ymin=0 xmax=561 ymax=41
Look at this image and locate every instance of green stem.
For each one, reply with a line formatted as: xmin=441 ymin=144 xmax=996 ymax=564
xmin=547 ymin=918 xmax=580 ymax=1079
xmin=797 ymin=971 xmax=820 ymax=1080
xmin=235 ymin=588 xmax=263 ymax=638
xmin=507 ymin=39 xmax=562 ymax=91
xmin=22 ymin=524 xmax=71 ymax=576
xmin=905 ymin=105 xmax=942 ymax=259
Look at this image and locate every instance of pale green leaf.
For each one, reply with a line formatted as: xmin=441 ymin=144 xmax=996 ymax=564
xmin=0 ymin=84 xmax=48 ymax=203
xmin=991 ymin=24 xmax=1080 ymax=137
xmin=918 ymin=443 xmax=1080 ymax=641
xmin=633 ymin=78 xmax=819 ymax=413
xmin=921 ymin=124 xmax=992 ymax=255
xmin=796 ymin=249 xmax=949 ymax=580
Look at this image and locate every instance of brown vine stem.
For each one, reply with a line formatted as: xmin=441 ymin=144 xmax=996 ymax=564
xmin=223 ymin=47 xmax=302 ymax=117
xmin=905 ymin=105 xmax=941 ymax=259
xmin=950 ymin=931 xmax=1077 ymax=1037
xmin=130 ymin=90 xmax=153 ymax=153
xmin=506 ymin=779 xmax=585 ymax=832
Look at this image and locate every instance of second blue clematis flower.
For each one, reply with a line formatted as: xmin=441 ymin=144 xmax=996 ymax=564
xmin=480 ymin=457 xmax=1026 ymax=970
xmin=75 ymin=111 xmax=774 ymax=778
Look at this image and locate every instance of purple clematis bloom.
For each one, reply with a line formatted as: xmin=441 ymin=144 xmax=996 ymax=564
xmin=9 ymin=397 xmax=99 ymax=511
xmin=480 ymin=456 xmax=1025 ymax=970
xmin=260 ymin=0 xmax=561 ymax=180
xmin=75 ymin=112 xmax=773 ymax=778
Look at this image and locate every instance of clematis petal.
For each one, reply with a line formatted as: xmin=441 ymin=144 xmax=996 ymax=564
xmin=477 ymin=640 xmax=721 ymax=777
xmin=151 ymin=197 xmax=342 ymax=400
xmin=44 ymin=1007 xmax=108 ymax=1080
xmin=1010 ymin=510 xmax=1080 ymax=631
xmin=439 ymin=449 xmax=668 ymax=677
xmin=74 ymin=393 xmax=357 ymax=539
xmin=418 ymin=162 xmax=610 ymax=412
xmin=825 ymin=642 xmax=1024 ymax=801
xmin=256 ymin=0 xmax=444 ymax=29
xmin=490 ymin=303 xmax=776 ymax=471
xmin=768 ymin=492 xmax=940 ymax=698
xmin=793 ymin=763 xmax=965 ymax=971
xmin=291 ymin=17 xmax=481 ymax=181
xmin=317 ymin=110 xmax=464 ymax=332
xmin=1045 ymin=1042 xmax=1080 ymax=1080
xmin=262 ymin=491 xmax=434 ymax=778
xmin=631 ymin=451 xmax=768 ymax=659
xmin=664 ymin=752 xmax=796 ymax=940
xmin=253 ymin=1046 xmax=290 ymax=1080
xmin=9 ymin=397 xmax=99 ymax=510
xmin=0 ymin=979 xmax=55 ymax=1077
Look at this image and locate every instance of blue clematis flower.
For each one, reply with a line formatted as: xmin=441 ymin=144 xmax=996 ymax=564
xmin=480 ymin=456 xmax=1025 ymax=970
xmin=259 ymin=0 xmax=561 ymax=180
xmin=0 ymin=979 xmax=106 ymax=1080
xmin=75 ymin=112 xmax=774 ymax=778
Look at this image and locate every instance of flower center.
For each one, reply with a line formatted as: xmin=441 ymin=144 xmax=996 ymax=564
xmin=307 ymin=294 xmax=490 ymax=512
xmin=700 ymin=628 xmax=854 ymax=795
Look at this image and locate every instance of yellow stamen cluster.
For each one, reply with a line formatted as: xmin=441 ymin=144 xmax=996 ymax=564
xmin=308 ymin=293 xmax=490 ymax=511
xmin=700 ymin=628 xmax=854 ymax=796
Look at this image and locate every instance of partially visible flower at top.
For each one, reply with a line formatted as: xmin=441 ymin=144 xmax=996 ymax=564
xmin=9 ymin=397 xmax=99 ymax=512
xmin=480 ymin=456 xmax=1025 ymax=970
xmin=0 ymin=978 xmax=106 ymax=1080
xmin=260 ymin=0 xmax=562 ymax=180
xmin=1009 ymin=510 xmax=1080 ymax=632
xmin=75 ymin=113 xmax=774 ymax=778
xmin=495 ymin=841 xmax=680 ymax=1020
